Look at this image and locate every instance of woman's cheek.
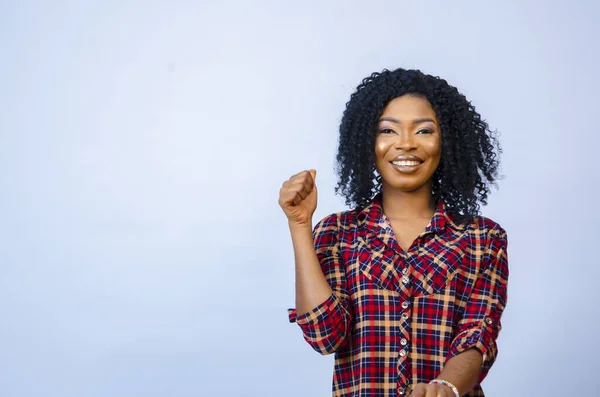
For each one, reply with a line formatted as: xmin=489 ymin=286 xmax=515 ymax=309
xmin=374 ymin=138 xmax=389 ymax=159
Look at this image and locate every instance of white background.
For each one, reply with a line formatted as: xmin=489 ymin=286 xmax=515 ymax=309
xmin=1 ymin=1 xmax=599 ymax=396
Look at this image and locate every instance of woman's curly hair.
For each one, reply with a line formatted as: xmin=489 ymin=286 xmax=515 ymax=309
xmin=335 ymin=68 xmax=501 ymax=220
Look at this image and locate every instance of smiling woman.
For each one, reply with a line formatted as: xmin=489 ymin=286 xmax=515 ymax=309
xmin=278 ymin=68 xmax=507 ymax=397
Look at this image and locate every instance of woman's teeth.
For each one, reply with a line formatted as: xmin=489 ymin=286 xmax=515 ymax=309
xmin=392 ymin=161 xmax=420 ymax=167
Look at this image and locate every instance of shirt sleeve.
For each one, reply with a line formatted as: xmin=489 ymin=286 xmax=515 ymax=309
xmin=446 ymin=226 xmax=509 ymax=382
xmin=287 ymin=213 xmax=352 ymax=355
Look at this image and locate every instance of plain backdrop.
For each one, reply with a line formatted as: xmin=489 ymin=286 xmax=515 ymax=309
xmin=1 ymin=0 xmax=599 ymax=396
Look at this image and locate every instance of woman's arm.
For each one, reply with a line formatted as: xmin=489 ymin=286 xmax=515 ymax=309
xmin=287 ymin=214 xmax=352 ymax=354
xmin=289 ymin=222 xmax=333 ymax=315
xmin=410 ymin=349 xmax=483 ymax=396
xmin=280 ymin=170 xmax=352 ymax=354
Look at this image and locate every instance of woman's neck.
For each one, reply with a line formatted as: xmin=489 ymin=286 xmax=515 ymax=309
xmin=380 ymin=183 xmax=435 ymax=220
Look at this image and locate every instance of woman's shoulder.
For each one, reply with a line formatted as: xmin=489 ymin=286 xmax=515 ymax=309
xmin=466 ymin=214 xmax=507 ymax=241
xmin=314 ymin=208 xmax=360 ymax=231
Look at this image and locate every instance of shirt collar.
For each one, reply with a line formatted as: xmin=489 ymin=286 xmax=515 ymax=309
xmin=357 ymin=194 xmax=464 ymax=236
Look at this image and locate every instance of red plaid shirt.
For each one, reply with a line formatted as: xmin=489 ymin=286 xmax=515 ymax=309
xmin=288 ymin=195 xmax=509 ymax=396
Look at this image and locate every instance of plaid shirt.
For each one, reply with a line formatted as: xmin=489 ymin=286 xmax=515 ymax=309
xmin=288 ymin=195 xmax=508 ymax=396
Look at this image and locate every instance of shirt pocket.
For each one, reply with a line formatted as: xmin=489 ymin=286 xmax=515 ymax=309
xmin=407 ymin=236 xmax=465 ymax=297
xmin=356 ymin=236 xmax=404 ymax=294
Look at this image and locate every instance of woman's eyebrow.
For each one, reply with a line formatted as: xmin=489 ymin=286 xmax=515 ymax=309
xmin=378 ymin=117 xmax=437 ymax=125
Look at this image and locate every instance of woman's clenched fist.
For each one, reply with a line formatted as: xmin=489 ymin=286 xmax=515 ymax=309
xmin=278 ymin=169 xmax=318 ymax=226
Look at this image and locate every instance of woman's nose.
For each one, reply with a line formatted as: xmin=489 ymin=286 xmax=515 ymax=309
xmin=394 ymin=132 xmax=417 ymax=151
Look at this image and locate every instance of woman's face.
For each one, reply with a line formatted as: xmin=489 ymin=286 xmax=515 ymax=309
xmin=374 ymin=94 xmax=442 ymax=193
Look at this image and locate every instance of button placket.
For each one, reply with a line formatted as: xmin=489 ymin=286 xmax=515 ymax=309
xmin=396 ymin=257 xmax=412 ymax=393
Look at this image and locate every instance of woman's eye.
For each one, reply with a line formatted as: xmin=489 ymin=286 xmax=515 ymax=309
xmin=416 ymin=128 xmax=434 ymax=134
xmin=379 ymin=128 xmax=395 ymax=134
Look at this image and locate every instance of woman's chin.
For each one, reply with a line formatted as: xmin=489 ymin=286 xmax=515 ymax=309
xmin=382 ymin=177 xmax=432 ymax=193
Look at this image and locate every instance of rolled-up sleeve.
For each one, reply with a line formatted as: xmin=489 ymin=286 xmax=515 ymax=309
xmin=287 ymin=214 xmax=352 ymax=355
xmin=447 ymin=226 xmax=509 ymax=382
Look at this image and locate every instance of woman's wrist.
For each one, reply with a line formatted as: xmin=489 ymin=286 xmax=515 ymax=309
xmin=288 ymin=219 xmax=313 ymax=231
xmin=429 ymin=379 xmax=460 ymax=397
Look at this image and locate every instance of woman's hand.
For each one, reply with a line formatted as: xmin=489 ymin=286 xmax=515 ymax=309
xmin=410 ymin=383 xmax=457 ymax=397
xmin=278 ymin=169 xmax=318 ymax=227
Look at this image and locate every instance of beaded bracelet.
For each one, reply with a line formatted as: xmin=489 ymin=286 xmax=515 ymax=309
xmin=429 ymin=379 xmax=460 ymax=397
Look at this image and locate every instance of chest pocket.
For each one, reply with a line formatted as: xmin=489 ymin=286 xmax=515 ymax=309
xmin=357 ymin=236 xmax=404 ymax=294
xmin=407 ymin=235 xmax=465 ymax=296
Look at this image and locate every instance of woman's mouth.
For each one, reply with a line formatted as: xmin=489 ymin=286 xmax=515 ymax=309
xmin=390 ymin=160 xmax=423 ymax=173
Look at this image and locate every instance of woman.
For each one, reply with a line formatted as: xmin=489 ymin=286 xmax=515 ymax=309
xmin=278 ymin=68 xmax=508 ymax=397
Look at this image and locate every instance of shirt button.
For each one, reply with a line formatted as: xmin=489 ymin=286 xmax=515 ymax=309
xmin=398 ymin=387 xmax=405 ymax=395
xmin=486 ymin=317 xmax=493 ymax=325
xmin=401 ymin=338 xmax=408 ymax=346
xmin=402 ymin=268 xmax=408 ymax=275
xmin=401 ymin=276 xmax=409 ymax=284
xmin=401 ymin=312 xmax=409 ymax=320
xmin=401 ymin=301 xmax=409 ymax=309
xmin=399 ymin=350 xmax=407 ymax=357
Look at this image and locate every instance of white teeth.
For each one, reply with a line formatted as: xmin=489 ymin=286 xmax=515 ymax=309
xmin=392 ymin=161 xmax=420 ymax=167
